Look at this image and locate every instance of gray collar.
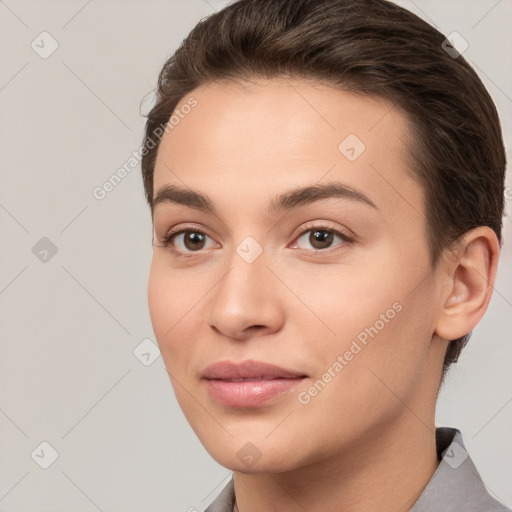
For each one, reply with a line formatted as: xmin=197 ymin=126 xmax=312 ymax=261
xmin=204 ymin=427 xmax=510 ymax=511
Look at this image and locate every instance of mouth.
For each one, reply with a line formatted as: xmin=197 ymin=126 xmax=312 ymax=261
xmin=201 ymin=359 xmax=308 ymax=408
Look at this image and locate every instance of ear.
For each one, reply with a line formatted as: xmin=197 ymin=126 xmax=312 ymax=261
xmin=435 ymin=226 xmax=500 ymax=341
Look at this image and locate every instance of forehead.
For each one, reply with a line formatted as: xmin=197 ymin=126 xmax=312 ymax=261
xmin=153 ymin=78 xmax=422 ymax=223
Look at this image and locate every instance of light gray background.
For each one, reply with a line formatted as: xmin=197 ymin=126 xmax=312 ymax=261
xmin=0 ymin=0 xmax=510 ymax=511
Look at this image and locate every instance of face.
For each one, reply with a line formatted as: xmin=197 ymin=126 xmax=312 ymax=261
xmin=148 ymin=78 xmax=447 ymax=473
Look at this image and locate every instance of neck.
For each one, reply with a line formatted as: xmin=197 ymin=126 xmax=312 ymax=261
xmin=233 ymin=412 xmax=439 ymax=512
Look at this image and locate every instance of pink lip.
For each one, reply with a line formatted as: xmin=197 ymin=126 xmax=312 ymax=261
xmin=202 ymin=359 xmax=308 ymax=408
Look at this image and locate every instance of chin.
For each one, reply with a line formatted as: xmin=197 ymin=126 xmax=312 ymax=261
xmin=200 ymin=435 xmax=306 ymax=474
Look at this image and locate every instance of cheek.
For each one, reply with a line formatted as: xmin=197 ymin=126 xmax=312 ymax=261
xmin=282 ymin=259 xmax=398 ymax=342
xmin=147 ymin=258 xmax=211 ymax=376
xmin=299 ymin=255 xmax=434 ymax=393
xmin=147 ymin=260 xmax=212 ymax=431
xmin=147 ymin=260 xmax=190 ymax=364
xmin=328 ymin=280 xmax=436 ymax=412
xmin=148 ymin=258 xmax=196 ymax=336
xmin=147 ymin=260 xmax=169 ymax=340
xmin=292 ymin=297 xmax=433 ymax=454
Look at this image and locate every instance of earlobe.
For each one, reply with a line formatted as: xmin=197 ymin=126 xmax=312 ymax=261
xmin=435 ymin=227 xmax=500 ymax=341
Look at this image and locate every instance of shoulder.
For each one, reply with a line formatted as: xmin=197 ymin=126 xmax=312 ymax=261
xmin=203 ymin=478 xmax=235 ymax=512
xmin=411 ymin=427 xmax=511 ymax=512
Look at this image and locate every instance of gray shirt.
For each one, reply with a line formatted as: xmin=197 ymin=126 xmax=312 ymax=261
xmin=204 ymin=427 xmax=510 ymax=511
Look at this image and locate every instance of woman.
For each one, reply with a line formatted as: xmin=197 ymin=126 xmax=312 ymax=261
xmin=141 ymin=0 xmax=510 ymax=510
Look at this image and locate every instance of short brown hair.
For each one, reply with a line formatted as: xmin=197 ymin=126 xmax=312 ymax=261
xmin=141 ymin=0 xmax=506 ymax=380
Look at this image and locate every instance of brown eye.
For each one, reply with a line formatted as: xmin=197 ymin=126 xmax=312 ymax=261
xmin=309 ymin=229 xmax=335 ymax=250
xmin=181 ymin=231 xmax=207 ymax=251
xmin=163 ymin=229 xmax=216 ymax=256
xmin=293 ymin=225 xmax=349 ymax=252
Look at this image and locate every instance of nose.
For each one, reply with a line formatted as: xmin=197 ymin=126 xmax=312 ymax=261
xmin=206 ymin=247 xmax=286 ymax=341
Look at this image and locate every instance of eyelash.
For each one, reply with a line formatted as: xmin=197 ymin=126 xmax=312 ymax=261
xmin=157 ymin=223 xmax=353 ymax=259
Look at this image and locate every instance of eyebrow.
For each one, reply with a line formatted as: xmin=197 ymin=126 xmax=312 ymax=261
xmin=152 ymin=181 xmax=378 ymax=216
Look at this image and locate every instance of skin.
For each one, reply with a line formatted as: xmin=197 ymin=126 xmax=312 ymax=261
xmin=147 ymin=78 xmax=499 ymax=512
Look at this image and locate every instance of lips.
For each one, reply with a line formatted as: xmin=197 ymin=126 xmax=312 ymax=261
xmin=202 ymin=359 xmax=308 ymax=408
xmin=202 ymin=359 xmax=307 ymax=380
